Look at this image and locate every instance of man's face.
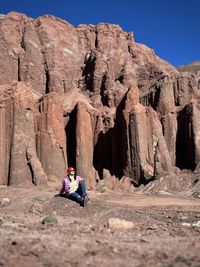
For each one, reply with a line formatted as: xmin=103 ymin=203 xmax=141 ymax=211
xmin=68 ymin=170 xmax=75 ymax=176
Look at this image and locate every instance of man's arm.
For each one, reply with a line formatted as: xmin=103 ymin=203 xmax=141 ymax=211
xmin=76 ymin=176 xmax=83 ymax=183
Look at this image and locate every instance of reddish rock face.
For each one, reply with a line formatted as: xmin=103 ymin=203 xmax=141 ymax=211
xmin=35 ymin=92 xmax=67 ymax=181
xmin=0 ymin=12 xmax=200 ymax=189
xmin=0 ymin=82 xmax=37 ymax=186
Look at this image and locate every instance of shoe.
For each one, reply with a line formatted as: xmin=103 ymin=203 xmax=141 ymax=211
xmin=81 ymin=194 xmax=88 ymax=207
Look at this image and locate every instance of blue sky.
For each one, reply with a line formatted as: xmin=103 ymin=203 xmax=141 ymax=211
xmin=0 ymin=0 xmax=199 ymax=66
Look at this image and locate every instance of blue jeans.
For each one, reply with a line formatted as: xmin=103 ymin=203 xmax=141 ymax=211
xmin=68 ymin=181 xmax=86 ymax=203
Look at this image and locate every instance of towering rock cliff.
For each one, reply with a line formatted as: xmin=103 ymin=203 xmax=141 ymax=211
xmin=0 ymin=12 xmax=199 ymax=189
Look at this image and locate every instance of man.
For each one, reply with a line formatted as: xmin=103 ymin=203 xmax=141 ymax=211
xmin=58 ymin=166 xmax=88 ymax=207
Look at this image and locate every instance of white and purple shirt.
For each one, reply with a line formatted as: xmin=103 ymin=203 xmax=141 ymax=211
xmin=59 ymin=175 xmax=82 ymax=195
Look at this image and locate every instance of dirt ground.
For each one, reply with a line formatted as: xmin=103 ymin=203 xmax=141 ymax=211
xmin=0 ymin=186 xmax=200 ymax=267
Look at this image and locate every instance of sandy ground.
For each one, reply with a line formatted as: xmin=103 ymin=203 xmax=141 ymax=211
xmin=0 ymin=186 xmax=200 ymax=267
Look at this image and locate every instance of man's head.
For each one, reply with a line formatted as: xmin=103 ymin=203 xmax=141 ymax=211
xmin=67 ymin=166 xmax=75 ymax=176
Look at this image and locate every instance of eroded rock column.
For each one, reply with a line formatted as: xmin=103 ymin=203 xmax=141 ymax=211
xmin=35 ymin=92 xmax=67 ymax=180
xmin=123 ymin=84 xmax=172 ymax=184
xmin=0 ymin=104 xmax=6 ymax=184
xmin=7 ymin=82 xmax=37 ymax=186
xmin=76 ymin=102 xmax=96 ymax=188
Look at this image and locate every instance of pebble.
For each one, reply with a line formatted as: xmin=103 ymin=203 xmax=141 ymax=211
xmin=112 ymin=247 xmax=119 ymax=253
xmin=108 ymin=218 xmax=135 ymax=230
xmin=0 ymin=217 xmax=20 ymax=228
xmin=180 ymin=215 xmax=188 ymax=221
xmin=181 ymin=222 xmax=191 ymax=227
xmin=140 ymin=237 xmax=149 ymax=243
xmin=2 ymin=198 xmax=10 ymax=202
xmin=192 ymin=221 xmax=200 ymax=227
xmin=0 ymin=198 xmax=10 ymax=206
xmin=29 ymin=202 xmax=43 ymax=213
xmin=147 ymin=224 xmax=159 ymax=230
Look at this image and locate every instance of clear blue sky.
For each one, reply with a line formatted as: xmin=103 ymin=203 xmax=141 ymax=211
xmin=0 ymin=0 xmax=199 ymax=66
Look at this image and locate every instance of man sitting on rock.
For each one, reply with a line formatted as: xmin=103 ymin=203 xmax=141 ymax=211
xmin=57 ymin=166 xmax=88 ymax=207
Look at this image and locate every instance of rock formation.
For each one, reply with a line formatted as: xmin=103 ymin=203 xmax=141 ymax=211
xmin=0 ymin=12 xmax=200 ymax=190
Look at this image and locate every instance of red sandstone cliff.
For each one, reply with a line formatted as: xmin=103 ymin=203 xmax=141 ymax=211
xmin=0 ymin=12 xmax=200 ymax=190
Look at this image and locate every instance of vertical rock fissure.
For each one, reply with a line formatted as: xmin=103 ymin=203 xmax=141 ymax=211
xmin=94 ymin=28 xmax=98 ymax=49
xmin=17 ymin=57 xmax=21 ymax=81
xmin=0 ymin=106 xmax=6 ymax=184
xmin=100 ymin=74 xmax=108 ymax=106
xmin=7 ymin=103 xmax=14 ymax=186
xmin=139 ymin=87 xmax=160 ymax=110
xmin=27 ymin=160 xmax=35 ymax=185
xmin=93 ymin=129 xmax=114 ymax=179
xmin=18 ymin=23 xmax=26 ymax=82
xmin=82 ymin=54 xmax=95 ymax=92
xmin=93 ymin=131 xmax=103 ymax=179
xmin=176 ymin=106 xmax=196 ymax=170
xmin=114 ymin=95 xmax=127 ymax=178
xmin=7 ymin=149 xmax=12 ymax=186
xmin=45 ymin=62 xmax=50 ymax=94
xmin=150 ymin=86 xmax=161 ymax=110
xmin=115 ymin=70 xmax=124 ymax=85
xmin=65 ymin=106 xmax=77 ymax=169
xmin=129 ymin=113 xmax=141 ymax=183
xmin=34 ymin=23 xmax=51 ymax=94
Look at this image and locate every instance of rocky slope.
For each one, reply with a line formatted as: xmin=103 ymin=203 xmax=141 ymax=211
xmin=177 ymin=61 xmax=200 ymax=92
xmin=177 ymin=61 xmax=200 ymax=74
xmin=0 ymin=12 xmax=200 ymax=192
